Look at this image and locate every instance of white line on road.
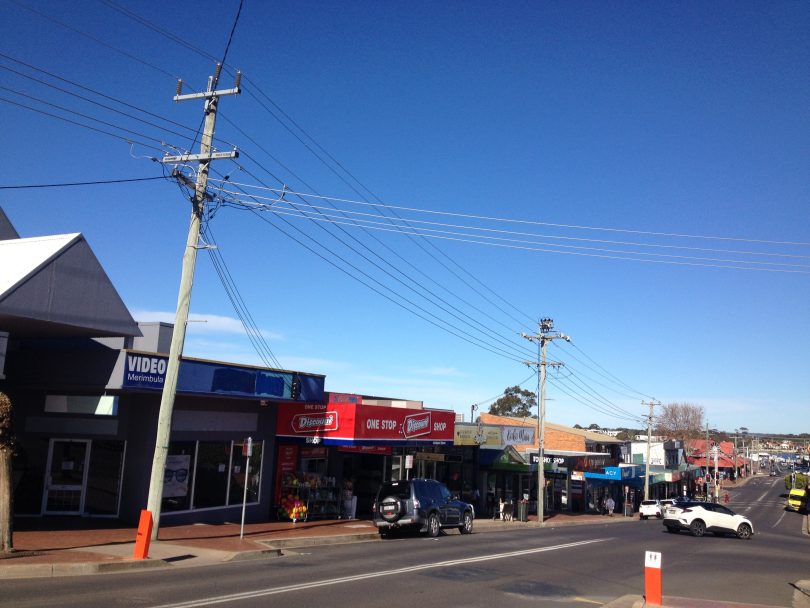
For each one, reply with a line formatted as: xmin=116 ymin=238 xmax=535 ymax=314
xmin=150 ymin=538 xmax=609 ymax=608
xmin=772 ymin=510 xmax=787 ymax=528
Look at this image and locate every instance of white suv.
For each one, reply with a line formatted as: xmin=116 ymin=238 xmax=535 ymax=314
xmin=639 ymin=499 xmax=662 ymax=519
xmin=663 ymin=501 xmax=754 ymax=539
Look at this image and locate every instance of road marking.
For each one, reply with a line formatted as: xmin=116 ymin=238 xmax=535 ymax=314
xmin=150 ymin=538 xmax=609 ymax=608
xmin=772 ymin=511 xmax=787 ymax=528
xmin=756 ymin=490 xmax=769 ymax=503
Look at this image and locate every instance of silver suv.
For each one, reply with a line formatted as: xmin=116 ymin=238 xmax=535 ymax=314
xmin=372 ymin=478 xmax=474 ymax=538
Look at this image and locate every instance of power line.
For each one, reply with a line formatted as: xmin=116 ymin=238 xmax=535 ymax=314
xmin=0 ymin=176 xmax=166 ymax=189
xmin=215 ymin=192 xmax=810 ymax=274
xmin=0 ymin=95 xmax=167 ymax=153
xmin=209 ymin=173 xmax=529 ymax=364
xmin=214 ymin=182 xmax=810 ymax=259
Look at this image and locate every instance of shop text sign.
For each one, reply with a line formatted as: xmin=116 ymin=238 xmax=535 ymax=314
xmin=124 ymin=354 xmax=167 ymax=389
xmin=276 ymin=402 xmax=455 ymax=444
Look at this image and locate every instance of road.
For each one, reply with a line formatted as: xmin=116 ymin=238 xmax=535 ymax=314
xmin=4 ymin=474 xmax=807 ymax=607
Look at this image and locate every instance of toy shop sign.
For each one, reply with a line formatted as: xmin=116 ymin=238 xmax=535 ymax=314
xmin=276 ymin=402 xmax=456 ymax=445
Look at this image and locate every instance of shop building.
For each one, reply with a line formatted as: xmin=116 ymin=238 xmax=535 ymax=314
xmin=273 ymin=394 xmax=459 ymax=519
xmin=475 ymin=414 xmax=626 ymax=515
xmin=1 ymin=227 xmax=324 ymax=525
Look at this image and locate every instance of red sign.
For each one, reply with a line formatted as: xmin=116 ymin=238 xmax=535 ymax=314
xmin=291 ymin=410 xmax=339 ymax=433
xmin=274 ymin=444 xmax=298 ymax=504
xmin=276 ymin=402 xmax=455 ymax=444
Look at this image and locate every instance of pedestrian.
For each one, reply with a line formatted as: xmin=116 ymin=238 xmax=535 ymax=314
xmin=723 ymin=492 xmax=730 ymax=504
xmin=606 ymin=496 xmax=615 ymax=517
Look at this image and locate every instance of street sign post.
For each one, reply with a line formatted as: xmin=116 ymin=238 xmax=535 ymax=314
xmin=240 ymin=437 xmax=253 ymax=539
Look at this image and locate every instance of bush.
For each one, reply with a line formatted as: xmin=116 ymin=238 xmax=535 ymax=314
xmin=785 ymin=473 xmax=807 ymax=490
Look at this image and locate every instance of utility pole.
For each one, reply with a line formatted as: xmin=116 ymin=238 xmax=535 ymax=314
xmin=146 ymin=65 xmax=240 ymax=539
xmin=642 ymin=400 xmax=660 ymax=501
xmin=522 ymin=318 xmax=569 ymax=526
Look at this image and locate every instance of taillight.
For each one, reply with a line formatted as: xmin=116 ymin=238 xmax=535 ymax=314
xmin=372 ymin=503 xmax=377 ymax=513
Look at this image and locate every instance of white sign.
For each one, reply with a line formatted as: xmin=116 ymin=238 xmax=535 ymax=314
xmin=501 ymin=426 xmax=535 ymax=445
xmin=645 ymin=551 xmax=662 ymax=569
xmin=405 ymin=454 xmax=414 ymax=469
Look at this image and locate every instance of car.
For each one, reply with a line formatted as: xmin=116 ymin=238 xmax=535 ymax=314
xmin=786 ymin=488 xmax=806 ymax=512
xmin=639 ymin=499 xmax=662 ymax=519
xmin=372 ymin=478 xmax=475 ymax=538
xmin=662 ymin=501 xmax=754 ymax=539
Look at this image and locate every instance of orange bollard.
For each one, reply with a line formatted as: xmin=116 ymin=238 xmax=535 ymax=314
xmin=644 ymin=550 xmax=662 ymax=605
xmin=133 ymin=510 xmax=153 ymax=560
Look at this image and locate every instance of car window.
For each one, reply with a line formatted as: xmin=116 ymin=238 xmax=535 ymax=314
xmin=437 ymin=483 xmax=451 ymax=501
xmin=378 ymin=481 xmax=411 ymax=500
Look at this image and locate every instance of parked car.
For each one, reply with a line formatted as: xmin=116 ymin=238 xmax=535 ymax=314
xmin=663 ymin=501 xmax=754 ymax=539
xmin=639 ymin=499 xmax=662 ymax=519
xmin=372 ymin=478 xmax=474 ymax=538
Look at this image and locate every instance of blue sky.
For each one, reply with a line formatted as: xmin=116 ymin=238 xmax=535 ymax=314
xmin=1 ymin=1 xmax=808 ymax=434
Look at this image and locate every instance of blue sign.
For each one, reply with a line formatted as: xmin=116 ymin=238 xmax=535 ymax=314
xmin=123 ymin=353 xmax=324 ymax=401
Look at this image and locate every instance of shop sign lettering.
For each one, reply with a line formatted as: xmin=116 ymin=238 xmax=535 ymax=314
xmin=402 ymin=412 xmax=432 ymax=439
xmin=124 ymin=354 xmax=167 ymax=388
xmin=366 ymin=418 xmax=397 ymax=431
xmin=292 ymin=411 xmax=339 ymax=433
xmin=502 ymin=426 xmax=535 ymax=445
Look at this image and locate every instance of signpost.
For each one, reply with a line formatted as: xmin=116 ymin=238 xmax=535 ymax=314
xmin=240 ymin=437 xmax=252 ymax=539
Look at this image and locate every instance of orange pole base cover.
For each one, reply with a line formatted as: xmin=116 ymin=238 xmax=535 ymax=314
xmin=133 ymin=509 xmax=153 ymax=560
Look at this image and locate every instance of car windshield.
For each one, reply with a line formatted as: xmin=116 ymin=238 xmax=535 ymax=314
xmin=378 ymin=481 xmax=411 ymax=500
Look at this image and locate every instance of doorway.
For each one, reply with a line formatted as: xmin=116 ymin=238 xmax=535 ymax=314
xmin=42 ymin=439 xmax=91 ymax=514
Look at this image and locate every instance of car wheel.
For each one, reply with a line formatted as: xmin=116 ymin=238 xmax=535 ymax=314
xmin=656 ymin=513 xmax=663 ymax=519
xmin=380 ymin=496 xmax=404 ymax=522
xmin=427 ymin=512 xmax=440 ymax=537
xmin=666 ymin=526 xmax=679 ymax=533
xmin=737 ymin=523 xmax=752 ymax=540
xmin=379 ymin=529 xmax=390 ymax=539
xmin=640 ymin=514 xmax=647 ymax=520
xmin=690 ymin=519 xmax=706 ymax=537
xmin=459 ymin=511 xmax=473 ymax=534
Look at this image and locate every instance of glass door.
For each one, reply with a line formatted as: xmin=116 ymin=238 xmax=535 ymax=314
xmin=42 ymin=439 xmax=90 ymax=514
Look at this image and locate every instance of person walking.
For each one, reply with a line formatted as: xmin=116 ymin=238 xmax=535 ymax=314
xmin=606 ymin=496 xmax=615 ymax=517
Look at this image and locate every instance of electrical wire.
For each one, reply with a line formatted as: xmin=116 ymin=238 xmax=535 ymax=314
xmin=0 ymin=176 xmax=167 ymax=189
xmin=207 ymin=171 xmax=530 ymax=364
xmin=214 ymin=191 xmax=810 ymax=274
xmin=214 ymin=182 xmax=810 ymax=260
xmin=0 ymin=95 xmax=166 ymax=153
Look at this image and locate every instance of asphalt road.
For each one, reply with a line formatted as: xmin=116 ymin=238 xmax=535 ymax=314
xmin=4 ymin=474 xmax=807 ymax=608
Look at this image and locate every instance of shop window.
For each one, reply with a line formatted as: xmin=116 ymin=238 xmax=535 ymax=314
xmin=193 ymin=441 xmax=231 ymax=509
xmin=228 ymin=440 xmax=263 ymax=505
xmin=163 ymin=441 xmax=196 ymax=512
xmin=85 ymin=440 xmax=125 ymax=515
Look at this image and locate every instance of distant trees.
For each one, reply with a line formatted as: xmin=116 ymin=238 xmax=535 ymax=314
xmin=488 ymin=386 xmax=537 ymax=418
xmin=655 ymin=402 xmax=705 ymax=442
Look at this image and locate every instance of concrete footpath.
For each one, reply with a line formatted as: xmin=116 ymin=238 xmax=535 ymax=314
xmin=1 ymin=508 xmax=807 ymax=608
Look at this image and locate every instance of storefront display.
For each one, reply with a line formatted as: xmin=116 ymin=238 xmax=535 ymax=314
xmin=278 ymin=472 xmax=339 ymax=521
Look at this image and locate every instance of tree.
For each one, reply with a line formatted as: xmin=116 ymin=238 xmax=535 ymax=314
xmin=488 ymin=386 xmax=537 ymax=418
xmin=655 ymin=402 xmax=705 ymax=442
xmin=0 ymin=391 xmax=14 ymax=553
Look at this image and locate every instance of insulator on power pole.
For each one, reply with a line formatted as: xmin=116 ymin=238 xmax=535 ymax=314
xmin=234 ymin=71 xmax=242 ymax=89
xmin=214 ymin=63 xmax=222 ymax=81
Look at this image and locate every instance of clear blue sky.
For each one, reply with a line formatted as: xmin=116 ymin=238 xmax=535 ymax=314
xmin=2 ymin=1 xmax=808 ymax=434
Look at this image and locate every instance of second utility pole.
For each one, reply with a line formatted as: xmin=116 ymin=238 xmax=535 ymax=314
xmin=522 ymin=318 xmax=569 ymax=526
xmin=642 ymin=399 xmax=660 ymax=501
xmin=146 ymin=65 xmax=240 ymax=540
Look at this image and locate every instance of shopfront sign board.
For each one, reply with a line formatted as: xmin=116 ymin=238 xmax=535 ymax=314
xmin=277 ymin=402 xmax=455 ymax=445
